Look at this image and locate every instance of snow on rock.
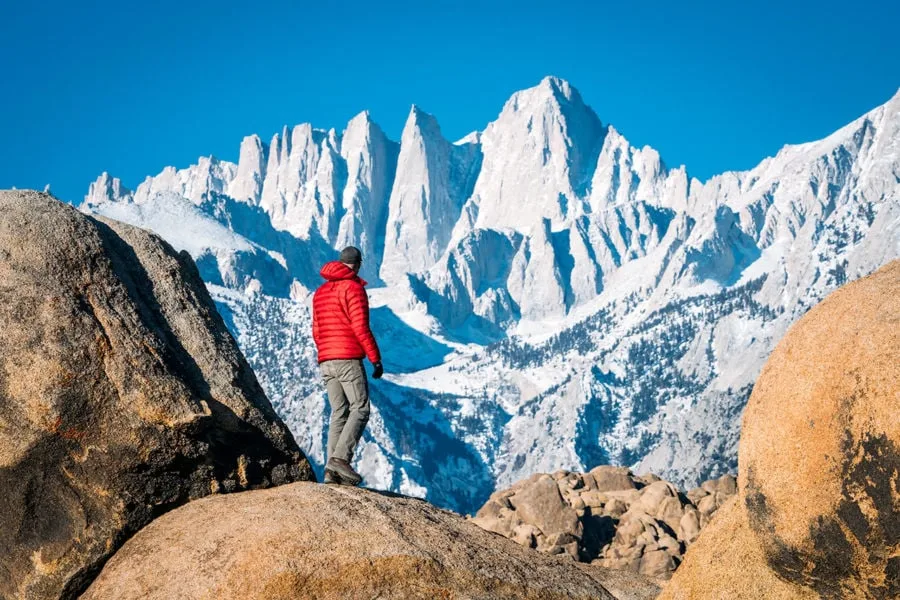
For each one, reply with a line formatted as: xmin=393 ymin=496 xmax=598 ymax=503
xmin=84 ymin=171 xmax=132 ymax=208
xmin=336 ymin=111 xmax=398 ymax=283
xmin=380 ymin=106 xmax=481 ymax=283
xmin=469 ymin=76 xmax=605 ymax=233
xmin=259 ymin=124 xmax=342 ymax=240
xmin=227 ymin=134 xmax=267 ymax=205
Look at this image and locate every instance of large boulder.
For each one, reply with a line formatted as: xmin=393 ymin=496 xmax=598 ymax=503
xmin=82 ymin=482 xmax=616 ymax=600
xmin=0 ymin=191 xmax=314 ymax=600
xmin=663 ymin=260 xmax=900 ymax=599
xmin=511 ymin=473 xmax=582 ymax=542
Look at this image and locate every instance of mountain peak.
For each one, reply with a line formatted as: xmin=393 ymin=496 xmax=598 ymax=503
xmin=471 ymin=77 xmax=605 ymax=232
xmin=509 ymin=76 xmax=585 ymax=111
xmin=408 ymin=103 xmax=433 ymax=121
xmin=84 ymin=171 xmax=132 ymax=208
xmin=540 ymin=75 xmax=574 ymax=95
xmin=345 ymin=110 xmax=385 ymax=139
xmin=403 ymin=105 xmax=444 ymax=141
xmin=455 ymin=131 xmax=481 ymax=145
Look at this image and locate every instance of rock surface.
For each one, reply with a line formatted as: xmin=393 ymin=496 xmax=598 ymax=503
xmin=658 ymin=498 xmax=817 ymax=599
xmin=574 ymin=564 xmax=663 ymax=600
xmin=0 ymin=191 xmax=314 ymax=600
xmin=82 ymin=482 xmax=617 ymax=600
xmin=663 ymin=260 xmax=900 ymax=599
xmin=471 ymin=466 xmax=737 ymax=579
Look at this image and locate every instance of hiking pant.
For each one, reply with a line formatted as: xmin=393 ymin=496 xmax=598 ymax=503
xmin=320 ymin=359 xmax=370 ymax=463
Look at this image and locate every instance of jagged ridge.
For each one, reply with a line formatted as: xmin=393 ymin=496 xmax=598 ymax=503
xmin=81 ymin=77 xmax=900 ymax=514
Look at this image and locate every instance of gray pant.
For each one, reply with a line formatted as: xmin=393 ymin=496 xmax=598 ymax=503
xmin=321 ymin=359 xmax=370 ymax=463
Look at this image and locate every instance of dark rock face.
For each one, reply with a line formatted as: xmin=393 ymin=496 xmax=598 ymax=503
xmin=0 ymin=191 xmax=315 ymax=600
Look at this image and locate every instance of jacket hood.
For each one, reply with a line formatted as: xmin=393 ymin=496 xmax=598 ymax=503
xmin=320 ymin=261 xmax=367 ymax=285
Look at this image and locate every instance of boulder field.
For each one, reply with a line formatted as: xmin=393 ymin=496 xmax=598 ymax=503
xmin=471 ymin=467 xmax=736 ymax=580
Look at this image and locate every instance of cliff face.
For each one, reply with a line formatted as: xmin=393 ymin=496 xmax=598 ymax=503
xmin=0 ymin=191 xmax=314 ymax=600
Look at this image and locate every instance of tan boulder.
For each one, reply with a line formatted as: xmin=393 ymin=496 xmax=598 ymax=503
xmin=512 ymin=523 xmax=540 ymax=548
xmin=472 ymin=466 xmax=736 ymax=581
xmin=604 ymin=488 xmax=642 ymax=504
xmin=639 ymin=549 xmax=676 ymax=578
xmin=701 ymin=474 xmax=736 ymax=496
xmin=665 ymin=260 xmax=900 ymax=599
xmin=696 ymin=494 xmax=718 ymax=516
xmin=740 ymin=260 xmax=900 ymax=598
xmin=581 ymin=489 xmax=609 ymax=508
xmin=82 ymin=482 xmax=616 ymax=600
xmin=634 ymin=480 xmax=679 ymax=515
xmin=510 ymin=473 xmax=582 ymax=538
xmin=655 ymin=496 xmax=687 ymax=532
xmin=589 ymin=465 xmax=637 ymax=492
xmin=0 ymin=192 xmax=313 ymax=600
xmin=686 ymin=487 xmax=709 ymax=506
xmin=604 ymin=498 xmax=628 ymax=518
xmin=677 ymin=508 xmax=702 ymax=544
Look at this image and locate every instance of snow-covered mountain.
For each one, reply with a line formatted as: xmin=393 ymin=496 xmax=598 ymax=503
xmin=81 ymin=77 xmax=900 ymax=515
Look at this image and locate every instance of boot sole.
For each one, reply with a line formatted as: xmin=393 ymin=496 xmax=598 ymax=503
xmin=326 ymin=461 xmax=363 ymax=486
xmin=324 ymin=468 xmax=362 ymax=486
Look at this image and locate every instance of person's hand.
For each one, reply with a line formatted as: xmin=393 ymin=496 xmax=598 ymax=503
xmin=372 ymin=362 xmax=384 ymax=379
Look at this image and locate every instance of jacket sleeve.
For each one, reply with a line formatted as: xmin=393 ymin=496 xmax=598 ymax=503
xmin=345 ymin=283 xmax=381 ymax=364
xmin=311 ymin=293 xmax=320 ymax=343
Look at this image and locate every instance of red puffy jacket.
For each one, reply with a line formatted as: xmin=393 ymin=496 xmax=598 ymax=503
xmin=312 ymin=261 xmax=381 ymax=364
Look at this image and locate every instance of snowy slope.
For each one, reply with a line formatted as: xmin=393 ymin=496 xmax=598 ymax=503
xmin=81 ymin=77 xmax=900 ymax=514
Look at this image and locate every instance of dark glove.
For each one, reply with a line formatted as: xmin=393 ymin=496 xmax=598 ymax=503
xmin=372 ymin=362 xmax=384 ymax=379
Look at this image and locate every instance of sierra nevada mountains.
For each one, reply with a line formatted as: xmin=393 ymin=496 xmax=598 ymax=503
xmin=82 ymin=77 xmax=900 ymax=514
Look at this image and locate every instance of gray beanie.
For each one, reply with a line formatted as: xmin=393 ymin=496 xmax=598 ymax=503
xmin=339 ymin=246 xmax=362 ymax=265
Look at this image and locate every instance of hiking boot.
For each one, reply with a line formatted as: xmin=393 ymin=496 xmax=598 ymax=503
xmin=323 ymin=469 xmax=341 ymax=484
xmin=326 ymin=457 xmax=362 ymax=486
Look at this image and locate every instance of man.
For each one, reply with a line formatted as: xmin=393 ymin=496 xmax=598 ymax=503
xmin=312 ymin=246 xmax=383 ymax=485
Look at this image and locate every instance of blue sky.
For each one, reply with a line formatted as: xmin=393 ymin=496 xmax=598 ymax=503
xmin=2 ymin=0 xmax=898 ymax=203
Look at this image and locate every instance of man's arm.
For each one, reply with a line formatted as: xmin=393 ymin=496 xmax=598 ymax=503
xmin=345 ymin=283 xmax=382 ymax=366
xmin=311 ymin=293 xmax=320 ymax=342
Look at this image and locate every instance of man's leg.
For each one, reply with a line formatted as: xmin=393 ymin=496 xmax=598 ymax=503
xmin=322 ymin=361 xmax=349 ymax=464
xmin=333 ymin=359 xmax=371 ymax=463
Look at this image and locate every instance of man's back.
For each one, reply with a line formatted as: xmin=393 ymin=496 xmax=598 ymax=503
xmin=312 ymin=261 xmax=380 ymax=365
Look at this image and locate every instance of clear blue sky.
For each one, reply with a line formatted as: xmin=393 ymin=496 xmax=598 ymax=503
xmin=2 ymin=0 xmax=898 ymax=203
